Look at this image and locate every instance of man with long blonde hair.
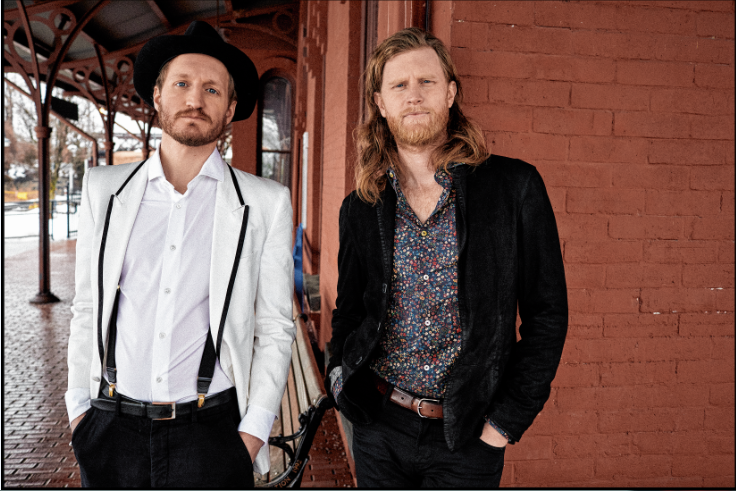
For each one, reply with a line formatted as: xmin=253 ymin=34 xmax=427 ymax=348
xmin=324 ymin=28 xmax=568 ymax=487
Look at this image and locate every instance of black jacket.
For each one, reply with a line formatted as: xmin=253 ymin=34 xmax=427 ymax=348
xmin=325 ymin=155 xmax=568 ymax=451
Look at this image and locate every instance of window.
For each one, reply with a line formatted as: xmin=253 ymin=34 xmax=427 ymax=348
xmin=259 ymin=77 xmax=292 ymax=188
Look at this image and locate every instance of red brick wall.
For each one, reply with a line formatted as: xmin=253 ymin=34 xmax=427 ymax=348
xmin=295 ymin=1 xmax=327 ymax=275
xmin=318 ymin=1 xmax=364 ymax=348
xmin=452 ymin=1 xmax=734 ymax=487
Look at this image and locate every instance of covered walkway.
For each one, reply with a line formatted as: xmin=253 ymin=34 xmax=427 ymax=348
xmin=2 ymin=239 xmax=354 ymax=488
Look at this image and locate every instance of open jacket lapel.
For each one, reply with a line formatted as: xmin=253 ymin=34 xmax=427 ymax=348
xmin=98 ymin=162 xmax=148 ymax=360
xmin=209 ymin=166 xmax=246 ymax=354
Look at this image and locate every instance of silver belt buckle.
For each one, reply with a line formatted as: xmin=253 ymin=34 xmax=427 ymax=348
xmin=152 ymin=401 xmax=176 ymax=420
xmin=416 ymin=397 xmax=440 ymax=418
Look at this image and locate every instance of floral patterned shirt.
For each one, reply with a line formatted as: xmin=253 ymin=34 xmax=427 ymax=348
xmin=330 ymin=166 xmax=511 ymax=440
xmin=368 ymin=167 xmax=462 ymax=399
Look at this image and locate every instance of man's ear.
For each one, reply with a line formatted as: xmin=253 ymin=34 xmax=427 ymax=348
xmin=374 ymin=92 xmax=387 ymax=118
xmin=446 ymin=80 xmax=457 ymax=109
xmin=153 ymin=85 xmax=161 ymax=112
xmin=225 ymin=100 xmax=237 ymax=125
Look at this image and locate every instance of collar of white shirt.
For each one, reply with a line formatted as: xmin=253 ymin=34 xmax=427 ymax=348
xmin=147 ymin=147 xmax=225 ymax=196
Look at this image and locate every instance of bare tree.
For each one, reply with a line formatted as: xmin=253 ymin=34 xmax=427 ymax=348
xmin=3 ymin=77 xmax=40 ymax=192
xmin=3 ymin=74 xmax=105 ymax=196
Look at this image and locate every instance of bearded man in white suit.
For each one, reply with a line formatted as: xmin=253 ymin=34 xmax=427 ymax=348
xmin=65 ymin=21 xmax=295 ymax=488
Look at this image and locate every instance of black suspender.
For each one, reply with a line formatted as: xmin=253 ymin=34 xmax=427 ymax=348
xmin=195 ymin=165 xmax=249 ymax=406
xmin=97 ymin=163 xmax=250 ymax=407
xmin=105 ymin=285 xmax=121 ymax=397
xmin=97 ymin=161 xmax=145 ymax=397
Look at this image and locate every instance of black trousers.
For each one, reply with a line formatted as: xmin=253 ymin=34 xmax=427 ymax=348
xmin=71 ymin=388 xmax=254 ymax=488
xmin=352 ymin=398 xmax=505 ymax=488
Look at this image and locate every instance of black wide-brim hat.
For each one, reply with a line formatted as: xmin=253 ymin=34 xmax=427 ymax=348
xmin=134 ymin=21 xmax=258 ymax=122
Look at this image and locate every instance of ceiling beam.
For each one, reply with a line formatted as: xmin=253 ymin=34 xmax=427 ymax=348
xmin=4 ymin=0 xmax=111 ymax=58
xmin=231 ymin=3 xmax=297 ymax=20
xmin=2 ymin=0 xmax=80 ymax=19
xmin=226 ymin=23 xmax=297 ymax=47
xmin=146 ymin=0 xmax=171 ymax=31
xmin=76 ymin=27 xmax=109 ymax=54
xmin=59 ymin=7 xmax=240 ymax=70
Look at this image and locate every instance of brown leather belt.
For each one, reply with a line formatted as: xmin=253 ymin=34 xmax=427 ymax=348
xmin=389 ymin=387 xmax=444 ymax=419
xmin=374 ymin=374 xmax=444 ymax=419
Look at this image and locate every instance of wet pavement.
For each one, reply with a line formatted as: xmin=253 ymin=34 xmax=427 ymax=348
xmin=2 ymin=238 xmax=353 ymax=488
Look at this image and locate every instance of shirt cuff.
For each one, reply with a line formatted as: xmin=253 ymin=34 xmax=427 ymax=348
xmin=329 ymin=366 xmax=343 ymax=400
xmin=65 ymin=388 xmax=91 ymax=425
xmin=486 ymin=417 xmax=512 ymax=442
xmin=237 ymin=404 xmax=277 ymax=445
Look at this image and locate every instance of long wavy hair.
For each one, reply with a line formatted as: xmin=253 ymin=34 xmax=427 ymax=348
xmin=355 ymin=27 xmax=488 ymax=204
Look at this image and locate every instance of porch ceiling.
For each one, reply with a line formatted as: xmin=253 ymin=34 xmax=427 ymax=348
xmin=3 ymin=0 xmax=298 ymax=120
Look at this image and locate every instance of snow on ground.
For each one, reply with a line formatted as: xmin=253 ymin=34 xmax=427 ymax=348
xmin=3 ymin=206 xmax=79 ymax=258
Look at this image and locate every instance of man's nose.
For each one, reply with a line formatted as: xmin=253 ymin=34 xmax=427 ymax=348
xmin=186 ymin=87 xmax=205 ymax=108
xmin=406 ymin=82 xmax=423 ymax=105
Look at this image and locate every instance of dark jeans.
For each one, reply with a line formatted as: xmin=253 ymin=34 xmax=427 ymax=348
xmin=352 ymin=399 xmax=505 ymax=488
xmin=71 ymin=389 xmax=254 ymax=488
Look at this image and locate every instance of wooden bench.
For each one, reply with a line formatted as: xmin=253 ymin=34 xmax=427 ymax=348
xmin=255 ymin=301 xmax=331 ymax=488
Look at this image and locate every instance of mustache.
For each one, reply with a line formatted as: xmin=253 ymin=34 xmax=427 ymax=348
xmin=401 ymin=107 xmax=432 ymax=117
xmin=175 ymin=109 xmax=211 ymax=122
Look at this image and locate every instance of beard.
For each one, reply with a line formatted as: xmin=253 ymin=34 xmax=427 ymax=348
xmin=386 ymin=106 xmax=449 ymax=147
xmin=158 ymin=103 xmax=228 ymax=147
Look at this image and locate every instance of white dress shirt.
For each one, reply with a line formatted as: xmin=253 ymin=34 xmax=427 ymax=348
xmin=65 ymin=149 xmax=276 ymax=445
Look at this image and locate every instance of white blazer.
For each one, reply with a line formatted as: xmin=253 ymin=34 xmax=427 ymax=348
xmin=67 ymin=158 xmax=296 ymax=474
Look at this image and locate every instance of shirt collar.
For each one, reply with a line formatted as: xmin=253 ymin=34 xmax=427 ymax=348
xmin=386 ymin=166 xmax=454 ymax=193
xmin=147 ymin=147 xmax=225 ymax=184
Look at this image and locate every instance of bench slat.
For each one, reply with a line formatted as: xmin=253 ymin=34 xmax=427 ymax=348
xmin=285 ymin=355 xmax=301 ymax=447
xmin=294 ymin=318 xmax=325 ymax=406
xmin=291 ymin=341 xmax=310 ymax=414
xmin=258 ymin=300 xmax=332 ymax=488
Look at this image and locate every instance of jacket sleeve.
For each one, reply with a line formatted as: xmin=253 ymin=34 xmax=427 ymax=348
xmin=323 ymin=195 xmax=368 ymax=403
xmin=67 ymin=169 xmax=97 ymax=409
xmin=248 ymin=185 xmax=296 ymax=414
xmin=247 ymin=184 xmax=296 ymax=475
xmin=486 ymin=168 xmax=568 ymax=442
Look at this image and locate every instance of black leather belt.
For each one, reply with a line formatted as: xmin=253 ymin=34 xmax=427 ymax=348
xmin=91 ymin=382 xmax=234 ymax=421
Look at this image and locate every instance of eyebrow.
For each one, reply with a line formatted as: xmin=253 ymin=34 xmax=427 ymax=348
xmin=171 ymin=73 xmax=223 ymax=87
xmin=385 ymin=75 xmax=436 ymax=86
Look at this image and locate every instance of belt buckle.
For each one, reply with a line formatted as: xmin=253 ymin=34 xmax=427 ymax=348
xmin=416 ymin=398 xmax=440 ymax=419
xmin=151 ymin=401 xmax=176 ymax=420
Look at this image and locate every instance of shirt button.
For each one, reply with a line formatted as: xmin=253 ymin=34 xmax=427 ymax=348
xmin=424 ymin=365 xmax=430 ymax=371
xmin=159 ymin=332 xmax=166 ymax=339
xmin=164 ymin=288 xmax=171 ymax=294
xmin=423 ymin=274 xmax=429 ymax=281
xmin=156 ymin=377 xmax=162 ymax=383
xmin=421 ymin=231 xmax=427 ymax=237
xmin=425 ymin=320 xmax=431 ymax=326
xmin=170 ymin=245 xmax=176 ymax=251
xmin=176 ymin=203 xmax=182 ymax=209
